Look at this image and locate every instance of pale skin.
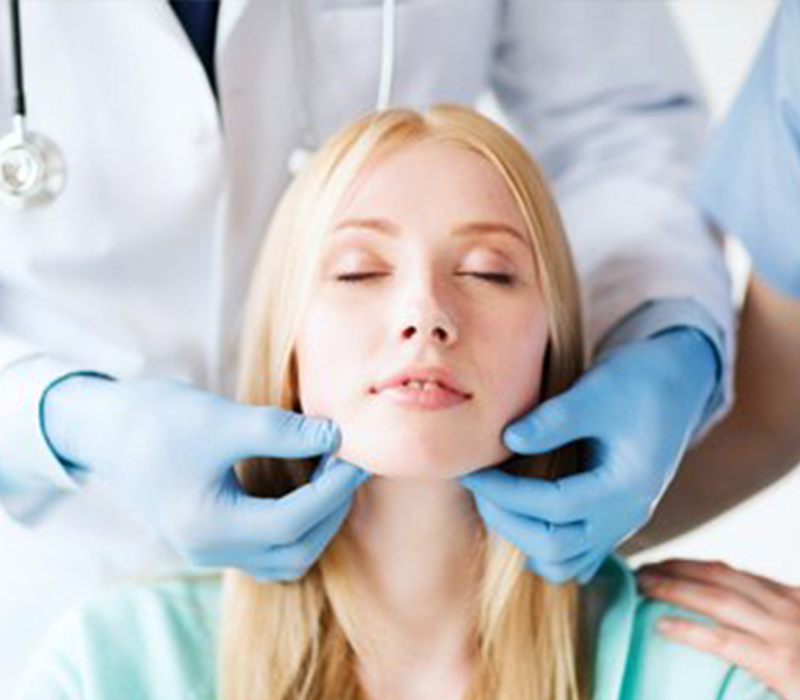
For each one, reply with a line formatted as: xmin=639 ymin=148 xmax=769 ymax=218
xmin=637 ymin=559 xmax=800 ymax=700
xmin=293 ymin=140 xmax=548 ymax=700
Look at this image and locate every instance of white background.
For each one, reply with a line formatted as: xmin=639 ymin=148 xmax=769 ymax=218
xmin=630 ymin=1 xmax=800 ymax=585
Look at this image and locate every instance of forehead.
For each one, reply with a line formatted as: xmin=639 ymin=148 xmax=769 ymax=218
xmin=334 ymin=140 xmax=528 ymax=234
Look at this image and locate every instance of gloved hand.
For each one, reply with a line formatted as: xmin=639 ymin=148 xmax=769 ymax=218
xmin=460 ymin=327 xmax=719 ymax=585
xmin=42 ymin=374 xmax=369 ymax=581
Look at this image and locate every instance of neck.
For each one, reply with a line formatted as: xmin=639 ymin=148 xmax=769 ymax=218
xmin=345 ymin=476 xmax=483 ymax=697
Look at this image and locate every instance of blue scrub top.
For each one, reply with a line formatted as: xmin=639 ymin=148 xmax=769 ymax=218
xmin=13 ymin=556 xmax=777 ymax=700
xmin=695 ymin=0 xmax=800 ymax=297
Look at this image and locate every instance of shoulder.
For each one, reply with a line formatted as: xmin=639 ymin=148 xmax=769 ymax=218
xmin=591 ymin=556 xmax=779 ymax=700
xmin=14 ymin=574 xmax=222 ymax=700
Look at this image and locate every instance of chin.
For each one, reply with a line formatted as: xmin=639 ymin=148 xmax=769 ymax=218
xmin=337 ymin=422 xmax=513 ymax=480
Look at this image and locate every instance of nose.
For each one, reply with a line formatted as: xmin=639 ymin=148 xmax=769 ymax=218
xmin=400 ymin=300 xmax=458 ymax=346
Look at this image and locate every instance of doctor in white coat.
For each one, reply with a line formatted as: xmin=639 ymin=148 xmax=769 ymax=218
xmin=0 ymin=0 xmax=733 ymax=695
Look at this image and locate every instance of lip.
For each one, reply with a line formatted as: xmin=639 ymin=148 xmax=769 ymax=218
xmin=370 ymin=366 xmax=473 ymax=411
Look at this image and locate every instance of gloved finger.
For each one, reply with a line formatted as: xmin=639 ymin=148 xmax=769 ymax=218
xmin=461 ymin=468 xmax=607 ymax=524
xmin=502 ymin=385 xmax=598 ymax=455
xmin=224 ymin=456 xmax=368 ymax=546
xmin=249 ymin=568 xmax=305 ymax=583
xmin=575 ymin=555 xmax=607 ymax=585
xmin=310 ymin=451 xmax=355 ymax=483
xmin=474 ymin=495 xmax=588 ymax=562
xmin=527 ymin=549 xmax=598 ymax=584
xmin=260 ymin=499 xmax=351 ymax=572
xmin=221 ymin=404 xmax=342 ymax=462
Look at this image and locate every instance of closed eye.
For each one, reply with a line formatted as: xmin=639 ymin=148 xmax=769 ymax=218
xmin=458 ymin=272 xmax=515 ymax=286
xmin=335 ymin=272 xmax=388 ymax=283
xmin=334 ymin=272 xmax=515 ymax=286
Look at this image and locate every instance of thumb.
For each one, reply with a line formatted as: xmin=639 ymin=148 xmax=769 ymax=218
xmin=310 ymin=453 xmax=370 ymax=485
xmin=503 ymin=390 xmax=592 ymax=455
xmin=228 ymin=405 xmax=342 ymax=460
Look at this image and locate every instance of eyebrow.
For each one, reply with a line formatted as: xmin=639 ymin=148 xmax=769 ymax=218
xmin=333 ymin=217 xmax=528 ymax=245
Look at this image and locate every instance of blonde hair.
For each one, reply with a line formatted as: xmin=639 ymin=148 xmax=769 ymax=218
xmin=219 ymin=105 xmax=587 ymax=700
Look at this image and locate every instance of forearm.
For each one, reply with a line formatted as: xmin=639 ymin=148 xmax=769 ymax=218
xmin=625 ymin=276 xmax=800 ymax=553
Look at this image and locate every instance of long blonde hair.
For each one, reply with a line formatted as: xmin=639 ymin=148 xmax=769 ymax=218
xmin=219 ymin=105 xmax=587 ymax=700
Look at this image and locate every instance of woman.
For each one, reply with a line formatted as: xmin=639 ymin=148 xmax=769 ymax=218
xmin=14 ymin=106 xmax=773 ymax=700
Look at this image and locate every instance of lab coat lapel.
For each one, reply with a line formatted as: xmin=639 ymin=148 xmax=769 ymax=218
xmin=119 ymin=0 xmax=223 ymax=132
xmin=216 ymin=0 xmax=255 ymax=57
xmin=209 ymin=0 xmax=303 ymax=391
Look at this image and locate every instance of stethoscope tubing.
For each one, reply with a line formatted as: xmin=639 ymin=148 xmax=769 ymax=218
xmin=10 ymin=0 xmax=26 ymax=118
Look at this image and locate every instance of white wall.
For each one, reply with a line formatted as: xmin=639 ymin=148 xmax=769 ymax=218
xmin=669 ymin=0 xmax=777 ymax=119
xmin=630 ymin=1 xmax=800 ymax=585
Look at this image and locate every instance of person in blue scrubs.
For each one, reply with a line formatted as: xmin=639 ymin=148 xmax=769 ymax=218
xmin=635 ymin=3 xmax=800 ymax=698
xmin=631 ymin=0 xmax=800 ymax=557
xmin=696 ymin=0 xmax=800 ymax=293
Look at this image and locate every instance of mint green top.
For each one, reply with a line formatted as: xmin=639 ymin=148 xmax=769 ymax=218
xmin=14 ymin=556 xmax=777 ymax=700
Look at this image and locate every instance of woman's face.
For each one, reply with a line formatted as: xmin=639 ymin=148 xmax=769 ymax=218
xmin=294 ymin=140 xmax=549 ymax=479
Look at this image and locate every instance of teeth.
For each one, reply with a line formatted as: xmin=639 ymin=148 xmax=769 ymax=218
xmin=404 ymin=379 xmax=437 ymax=391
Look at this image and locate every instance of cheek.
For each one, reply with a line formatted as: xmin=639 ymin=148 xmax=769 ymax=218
xmin=481 ymin=299 xmax=550 ymax=422
xmin=294 ymin=300 xmax=377 ymax=419
xmin=292 ymin=290 xmax=551 ymax=480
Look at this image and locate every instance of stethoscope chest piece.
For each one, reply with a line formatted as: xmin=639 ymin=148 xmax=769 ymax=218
xmin=0 ymin=118 xmax=66 ymax=210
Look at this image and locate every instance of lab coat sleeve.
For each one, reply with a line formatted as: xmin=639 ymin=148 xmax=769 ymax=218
xmin=0 ymin=353 xmax=94 ymax=523
xmin=695 ymin=0 xmax=800 ymax=297
xmin=488 ymin=0 xmax=735 ymax=432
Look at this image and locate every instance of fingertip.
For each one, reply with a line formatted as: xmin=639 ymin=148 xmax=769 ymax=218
xmin=473 ymin=494 xmax=500 ymax=527
xmin=317 ymin=456 xmax=371 ymax=488
xmin=578 ymin=562 xmax=602 ymax=585
xmin=503 ymin=415 xmax=563 ymax=454
xmin=354 ymin=468 xmax=372 ymax=486
xmin=459 ymin=474 xmax=479 ymax=491
xmin=316 ymin=418 xmax=342 ymax=452
xmin=473 ymin=492 xmax=492 ymax=512
xmin=502 ymin=424 xmax=531 ymax=452
xmin=337 ymin=462 xmax=372 ymax=488
xmin=459 ymin=468 xmax=500 ymax=491
xmin=296 ymin=411 xmax=341 ymax=450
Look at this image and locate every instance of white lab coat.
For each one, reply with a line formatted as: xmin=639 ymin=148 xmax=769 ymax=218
xmin=0 ymin=0 xmax=734 ymax=694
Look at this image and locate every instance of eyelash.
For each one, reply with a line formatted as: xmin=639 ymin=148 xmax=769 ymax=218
xmin=335 ymin=272 xmax=515 ymax=287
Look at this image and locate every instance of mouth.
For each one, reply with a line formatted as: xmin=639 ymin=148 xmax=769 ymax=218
xmin=370 ymin=368 xmax=473 ymax=410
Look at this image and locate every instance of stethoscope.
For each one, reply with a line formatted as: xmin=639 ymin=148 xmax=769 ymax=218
xmin=0 ymin=0 xmax=396 ymax=210
xmin=0 ymin=0 xmax=66 ymax=210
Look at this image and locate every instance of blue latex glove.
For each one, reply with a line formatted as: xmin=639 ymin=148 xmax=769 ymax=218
xmin=42 ymin=374 xmax=370 ymax=581
xmin=460 ymin=327 xmax=719 ymax=585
